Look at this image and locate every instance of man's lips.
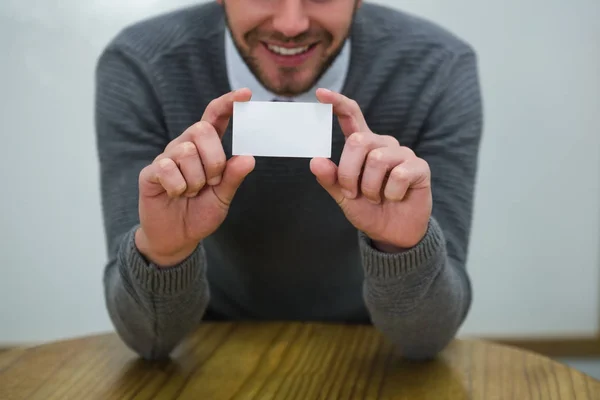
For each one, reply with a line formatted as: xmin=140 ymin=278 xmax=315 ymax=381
xmin=262 ymin=41 xmax=317 ymax=48
xmin=262 ymin=41 xmax=319 ymax=53
xmin=260 ymin=42 xmax=320 ymax=67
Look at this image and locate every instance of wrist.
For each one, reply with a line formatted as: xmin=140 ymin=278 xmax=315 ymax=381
xmin=370 ymin=222 xmax=429 ymax=253
xmin=372 ymin=240 xmax=408 ymax=254
xmin=134 ymin=228 xmax=197 ymax=268
xmin=360 ymin=219 xmax=446 ymax=278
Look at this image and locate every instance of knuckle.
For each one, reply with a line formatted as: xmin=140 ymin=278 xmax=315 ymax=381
xmin=390 ymin=167 xmax=408 ymax=183
xmin=178 ymin=142 xmax=197 ymax=158
xmin=139 ymin=164 xmax=153 ymax=183
xmin=205 ymin=99 xmax=223 ymax=117
xmin=204 ymin=100 xmax=219 ymax=118
xmin=417 ymin=159 xmax=431 ymax=182
xmin=190 ymin=121 xmax=214 ymax=140
xmin=401 ymin=146 xmax=415 ymax=157
xmin=416 ymin=158 xmax=430 ymax=172
xmin=208 ymin=97 xmax=220 ymax=110
xmin=349 ymin=99 xmax=361 ymax=113
xmin=157 ymin=157 xmax=176 ymax=172
xmin=366 ymin=149 xmax=385 ymax=167
xmin=162 ymin=140 xmax=176 ymax=154
xmin=385 ymin=135 xmax=400 ymax=147
xmin=347 ymin=132 xmax=365 ymax=147
xmin=141 ymin=162 xmax=154 ymax=174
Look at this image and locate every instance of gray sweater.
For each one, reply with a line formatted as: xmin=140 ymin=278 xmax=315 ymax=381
xmin=95 ymin=2 xmax=483 ymax=360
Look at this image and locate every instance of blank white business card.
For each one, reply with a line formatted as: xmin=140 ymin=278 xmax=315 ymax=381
xmin=232 ymin=101 xmax=332 ymax=158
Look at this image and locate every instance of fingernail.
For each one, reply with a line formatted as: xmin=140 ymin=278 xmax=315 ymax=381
xmin=320 ymin=88 xmax=332 ymax=93
xmin=341 ymin=189 xmax=353 ymax=199
xmin=207 ymin=177 xmax=221 ymax=186
xmin=367 ymin=198 xmax=381 ymax=205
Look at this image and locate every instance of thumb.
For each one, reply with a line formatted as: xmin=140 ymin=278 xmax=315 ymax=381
xmin=213 ymin=155 xmax=255 ymax=206
xmin=309 ymin=157 xmax=343 ymax=204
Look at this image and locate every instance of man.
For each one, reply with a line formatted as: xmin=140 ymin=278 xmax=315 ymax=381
xmin=95 ymin=0 xmax=482 ymax=361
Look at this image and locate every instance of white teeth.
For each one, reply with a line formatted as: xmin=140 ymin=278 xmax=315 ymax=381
xmin=267 ymin=44 xmax=310 ymax=56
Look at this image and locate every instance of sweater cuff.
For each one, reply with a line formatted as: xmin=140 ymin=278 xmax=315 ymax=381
xmin=119 ymin=226 xmax=205 ymax=296
xmin=359 ymin=217 xmax=446 ymax=279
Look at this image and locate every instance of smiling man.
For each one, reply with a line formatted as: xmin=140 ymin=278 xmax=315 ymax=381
xmin=95 ymin=0 xmax=483 ymax=361
xmin=223 ymin=0 xmax=355 ymax=97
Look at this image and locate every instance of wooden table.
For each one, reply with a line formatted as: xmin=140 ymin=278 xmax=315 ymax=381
xmin=1 ymin=322 xmax=598 ymax=399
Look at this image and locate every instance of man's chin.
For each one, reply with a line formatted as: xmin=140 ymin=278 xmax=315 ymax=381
xmin=260 ymin=71 xmax=321 ymax=97
xmin=271 ymin=85 xmax=315 ymax=98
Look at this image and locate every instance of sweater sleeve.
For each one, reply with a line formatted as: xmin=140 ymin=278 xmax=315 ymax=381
xmin=95 ymin=44 xmax=210 ymax=360
xmin=361 ymin=49 xmax=483 ymax=359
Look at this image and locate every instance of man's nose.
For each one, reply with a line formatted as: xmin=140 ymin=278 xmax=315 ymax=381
xmin=272 ymin=0 xmax=310 ymax=39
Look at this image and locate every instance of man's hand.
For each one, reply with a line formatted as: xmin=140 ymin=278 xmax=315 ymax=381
xmin=135 ymin=88 xmax=255 ymax=267
xmin=310 ymin=89 xmax=432 ymax=252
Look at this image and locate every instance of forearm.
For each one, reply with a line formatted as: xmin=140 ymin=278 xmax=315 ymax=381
xmin=104 ymin=226 xmax=210 ymax=360
xmin=360 ymin=218 xmax=471 ymax=360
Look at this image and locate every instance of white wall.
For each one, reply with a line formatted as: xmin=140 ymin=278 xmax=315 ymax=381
xmin=1 ymin=0 xmax=599 ymax=344
xmin=387 ymin=0 xmax=600 ymax=338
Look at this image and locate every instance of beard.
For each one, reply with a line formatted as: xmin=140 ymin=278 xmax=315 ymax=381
xmin=223 ymin=6 xmax=356 ymax=97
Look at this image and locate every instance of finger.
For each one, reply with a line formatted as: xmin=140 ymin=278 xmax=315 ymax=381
xmin=337 ymin=132 xmax=395 ymax=199
xmin=186 ymin=121 xmax=226 ymax=186
xmin=384 ymin=158 xmax=430 ymax=201
xmin=139 ymin=163 xmax=162 ymax=197
xmin=361 ymin=146 xmax=415 ymax=204
xmin=309 ymin=157 xmax=343 ymax=204
xmin=162 ymin=141 xmax=206 ymax=197
xmin=163 ymin=88 xmax=253 ymax=154
xmin=201 ymin=88 xmax=253 ymax=137
xmin=212 ymin=155 xmax=256 ymax=207
xmin=316 ymin=88 xmax=369 ymax=138
xmin=143 ymin=158 xmax=187 ymax=198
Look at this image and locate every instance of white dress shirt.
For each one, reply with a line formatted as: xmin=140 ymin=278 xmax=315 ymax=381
xmin=225 ymin=28 xmax=350 ymax=102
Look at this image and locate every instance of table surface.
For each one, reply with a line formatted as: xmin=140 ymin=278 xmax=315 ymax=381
xmin=1 ymin=322 xmax=599 ymax=399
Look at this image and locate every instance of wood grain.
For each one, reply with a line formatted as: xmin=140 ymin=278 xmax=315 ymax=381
xmin=0 ymin=322 xmax=598 ymax=399
xmin=487 ymin=337 xmax=600 ymax=358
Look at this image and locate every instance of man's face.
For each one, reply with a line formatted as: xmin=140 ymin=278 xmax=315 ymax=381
xmin=219 ymin=0 xmax=360 ymax=97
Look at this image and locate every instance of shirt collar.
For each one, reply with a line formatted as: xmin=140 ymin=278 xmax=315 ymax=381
xmin=225 ymin=28 xmax=350 ymax=102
